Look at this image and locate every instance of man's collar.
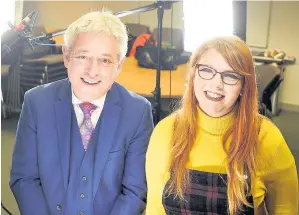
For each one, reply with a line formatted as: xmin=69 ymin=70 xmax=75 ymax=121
xmin=71 ymin=88 xmax=106 ymax=108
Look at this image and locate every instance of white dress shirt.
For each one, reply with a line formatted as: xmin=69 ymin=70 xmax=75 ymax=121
xmin=71 ymin=90 xmax=106 ymax=128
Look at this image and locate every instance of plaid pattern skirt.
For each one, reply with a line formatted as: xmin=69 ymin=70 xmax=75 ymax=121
xmin=162 ymin=170 xmax=254 ymax=215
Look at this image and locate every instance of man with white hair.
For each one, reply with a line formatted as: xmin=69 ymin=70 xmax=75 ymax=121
xmin=10 ymin=10 xmax=154 ymax=215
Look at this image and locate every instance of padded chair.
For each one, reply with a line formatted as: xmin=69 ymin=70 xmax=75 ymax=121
xmin=261 ymin=72 xmax=284 ymax=118
xmin=1 ymin=65 xmax=10 ymax=118
xmin=255 ymin=64 xmax=284 ymax=118
xmin=19 ymin=54 xmax=67 ymax=100
xmin=18 ymin=26 xmax=66 ymax=99
xmin=1 ymin=60 xmax=23 ymax=117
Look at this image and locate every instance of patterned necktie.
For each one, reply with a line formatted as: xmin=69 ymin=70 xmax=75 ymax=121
xmin=79 ymin=102 xmax=97 ymax=151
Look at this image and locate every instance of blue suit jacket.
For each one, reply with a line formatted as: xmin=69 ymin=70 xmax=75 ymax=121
xmin=10 ymin=79 xmax=154 ymax=215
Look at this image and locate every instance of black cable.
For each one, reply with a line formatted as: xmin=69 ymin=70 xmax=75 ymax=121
xmin=1 ymin=202 xmax=13 ymax=215
xmin=169 ymin=2 xmax=173 ymax=99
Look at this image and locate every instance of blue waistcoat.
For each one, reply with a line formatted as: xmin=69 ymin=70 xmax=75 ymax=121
xmin=64 ymin=110 xmax=101 ymax=215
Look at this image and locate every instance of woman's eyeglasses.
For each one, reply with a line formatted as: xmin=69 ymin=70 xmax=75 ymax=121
xmin=195 ymin=64 xmax=243 ymax=85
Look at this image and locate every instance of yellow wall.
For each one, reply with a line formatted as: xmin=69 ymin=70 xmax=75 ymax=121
xmin=137 ymin=1 xmax=183 ymax=30
xmin=23 ymin=1 xmax=183 ymax=29
xmin=23 ymin=1 xmax=141 ymax=43
xmin=23 ymin=1 xmax=183 ymax=43
xmin=23 ymin=1 xmax=299 ymax=107
xmin=23 ymin=1 xmax=140 ymax=28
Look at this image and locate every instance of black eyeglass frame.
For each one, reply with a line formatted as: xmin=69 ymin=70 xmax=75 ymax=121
xmin=195 ymin=64 xmax=244 ymax=86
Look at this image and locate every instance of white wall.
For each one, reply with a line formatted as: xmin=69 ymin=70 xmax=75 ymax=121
xmin=267 ymin=1 xmax=299 ymax=107
xmin=246 ymin=1 xmax=271 ymax=48
xmin=15 ymin=0 xmax=24 ymax=24
xmin=247 ymin=1 xmax=299 ymax=108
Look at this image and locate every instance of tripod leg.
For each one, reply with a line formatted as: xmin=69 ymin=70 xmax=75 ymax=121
xmin=1 ymin=202 xmax=13 ymax=215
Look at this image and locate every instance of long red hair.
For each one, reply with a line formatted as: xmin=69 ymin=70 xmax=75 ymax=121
xmin=166 ymin=36 xmax=261 ymax=214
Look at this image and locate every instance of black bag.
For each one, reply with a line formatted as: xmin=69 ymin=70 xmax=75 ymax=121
xmin=135 ymin=36 xmax=180 ymax=70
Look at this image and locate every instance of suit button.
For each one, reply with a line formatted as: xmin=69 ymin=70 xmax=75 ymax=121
xmin=82 ymin=176 xmax=87 ymax=181
xmin=80 ymin=193 xmax=85 ymax=199
xmin=57 ymin=205 xmax=62 ymax=211
xmin=79 ymin=212 xmax=85 ymax=215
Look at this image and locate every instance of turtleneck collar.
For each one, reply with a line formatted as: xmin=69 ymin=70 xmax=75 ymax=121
xmin=197 ymin=106 xmax=236 ymax=136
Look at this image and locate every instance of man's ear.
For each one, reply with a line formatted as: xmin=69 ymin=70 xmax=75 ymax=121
xmin=62 ymin=46 xmax=70 ymax=68
xmin=115 ymin=57 xmax=126 ymax=77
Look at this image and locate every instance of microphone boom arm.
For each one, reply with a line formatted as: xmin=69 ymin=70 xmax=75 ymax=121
xmin=30 ymin=2 xmax=163 ymax=42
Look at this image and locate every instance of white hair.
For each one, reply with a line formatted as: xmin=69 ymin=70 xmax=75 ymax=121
xmin=64 ymin=9 xmax=128 ymax=60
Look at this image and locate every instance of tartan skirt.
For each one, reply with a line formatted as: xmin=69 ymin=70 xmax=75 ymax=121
xmin=162 ymin=170 xmax=254 ymax=215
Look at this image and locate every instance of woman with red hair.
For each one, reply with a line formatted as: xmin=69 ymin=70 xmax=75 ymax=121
xmin=145 ymin=36 xmax=298 ymax=215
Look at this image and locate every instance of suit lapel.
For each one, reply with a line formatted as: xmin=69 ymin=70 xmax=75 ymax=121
xmin=54 ymin=80 xmax=72 ymax=192
xmin=93 ymin=83 xmax=121 ymax=198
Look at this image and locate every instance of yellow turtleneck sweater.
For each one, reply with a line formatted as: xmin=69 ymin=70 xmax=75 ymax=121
xmin=145 ymin=109 xmax=298 ymax=215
